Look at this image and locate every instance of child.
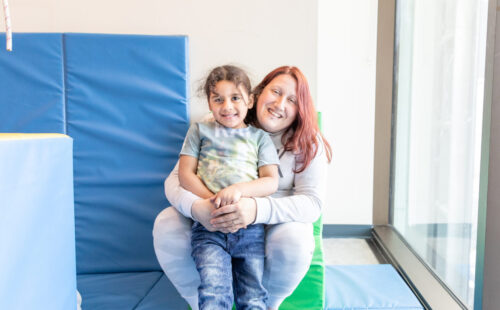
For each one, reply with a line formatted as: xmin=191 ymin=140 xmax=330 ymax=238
xmin=178 ymin=65 xmax=279 ymax=310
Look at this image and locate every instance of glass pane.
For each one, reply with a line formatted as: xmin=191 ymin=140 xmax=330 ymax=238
xmin=391 ymin=0 xmax=488 ymax=308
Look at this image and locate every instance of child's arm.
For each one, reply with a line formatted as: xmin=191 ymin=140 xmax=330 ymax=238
xmin=214 ymin=164 xmax=279 ymax=207
xmin=178 ymin=155 xmax=214 ymax=199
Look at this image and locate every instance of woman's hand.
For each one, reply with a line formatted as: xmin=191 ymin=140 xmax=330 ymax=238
xmin=210 ymin=197 xmax=257 ymax=233
xmin=191 ymin=198 xmax=218 ymax=232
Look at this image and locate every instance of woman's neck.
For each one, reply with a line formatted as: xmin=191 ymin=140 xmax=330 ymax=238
xmin=268 ymin=131 xmax=282 ymax=148
xmin=269 ymin=129 xmax=292 ymax=149
xmin=269 ymin=128 xmax=286 ymax=136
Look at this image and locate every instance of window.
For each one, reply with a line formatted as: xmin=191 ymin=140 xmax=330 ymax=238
xmin=391 ymin=0 xmax=489 ymax=307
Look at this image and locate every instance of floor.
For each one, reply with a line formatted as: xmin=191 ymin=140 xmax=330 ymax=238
xmin=322 ymin=238 xmax=386 ymax=265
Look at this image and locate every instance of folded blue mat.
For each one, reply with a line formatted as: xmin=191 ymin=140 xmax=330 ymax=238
xmin=135 ymin=275 xmax=189 ymax=309
xmin=324 ymin=264 xmax=423 ymax=310
xmin=78 ymin=272 xmax=186 ymax=310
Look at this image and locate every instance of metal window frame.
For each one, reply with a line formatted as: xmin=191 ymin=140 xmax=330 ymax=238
xmin=476 ymin=1 xmax=500 ymax=309
xmin=372 ymin=0 xmax=498 ymax=309
xmin=372 ymin=226 xmax=467 ymax=309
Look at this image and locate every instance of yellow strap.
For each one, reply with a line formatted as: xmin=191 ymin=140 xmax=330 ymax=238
xmin=0 ymin=133 xmax=69 ymax=140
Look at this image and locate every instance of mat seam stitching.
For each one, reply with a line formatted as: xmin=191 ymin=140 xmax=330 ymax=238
xmin=131 ymin=273 xmax=164 ymax=310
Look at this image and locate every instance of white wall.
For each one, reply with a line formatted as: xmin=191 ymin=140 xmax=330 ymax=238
xmin=9 ymin=0 xmax=318 ymax=122
xmin=318 ymin=0 xmax=378 ymax=224
xmin=9 ymin=0 xmax=378 ymax=225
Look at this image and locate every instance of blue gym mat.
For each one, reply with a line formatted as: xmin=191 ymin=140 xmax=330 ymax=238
xmin=324 ymin=264 xmax=423 ymax=310
xmin=77 ymin=272 xmax=186 ymax=310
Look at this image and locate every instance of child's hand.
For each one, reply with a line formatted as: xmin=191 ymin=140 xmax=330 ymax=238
xmin=212 ymin=185 xmax=242 ymax=208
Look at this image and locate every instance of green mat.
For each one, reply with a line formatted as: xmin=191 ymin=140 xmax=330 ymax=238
xmin=277 ymin=112 xmax=325 ymax=309
xmin=279 ymin=112 xmax=325 ymax=309
xmin=279 ymin=216 xmax=324 ymax=310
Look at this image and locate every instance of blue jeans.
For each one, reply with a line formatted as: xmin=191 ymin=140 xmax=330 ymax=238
xmin=191 ymin=222 xmax=267 ymax=310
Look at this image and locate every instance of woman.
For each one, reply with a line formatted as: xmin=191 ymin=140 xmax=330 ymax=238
xmin=153 ymin=66 xmax=332 ymax=310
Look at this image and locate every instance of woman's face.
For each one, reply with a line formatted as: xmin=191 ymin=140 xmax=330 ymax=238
xmin=256 ymin=74 xmax=298 ymax=133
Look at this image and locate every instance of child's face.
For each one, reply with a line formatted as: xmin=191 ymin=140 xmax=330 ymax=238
xmin=208 ymin=81 xmax=253 ymax=129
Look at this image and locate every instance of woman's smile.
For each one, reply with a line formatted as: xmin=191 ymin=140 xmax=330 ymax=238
xmin=267 ymin=108 xmax=283 ymax=118
xmin=256 ymin=74 xmax=298 ymax=133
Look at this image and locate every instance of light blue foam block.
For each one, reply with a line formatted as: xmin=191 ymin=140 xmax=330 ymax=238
xmin=0 ymin=134 xmax=76 ymax=310
xmin=325 ymin=264 xmax=423 ymax=310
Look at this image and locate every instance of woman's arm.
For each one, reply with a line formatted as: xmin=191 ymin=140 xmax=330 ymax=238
xmin=164 ymin=161 xmax=218 ymax=231
xmin=164 ymin=161 xmax=200 ymax=219
xmin=254 ymin=143 xmax=328 ymax=224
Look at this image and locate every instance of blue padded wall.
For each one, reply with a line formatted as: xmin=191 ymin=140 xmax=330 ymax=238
xmin=1 ymin=33 xmax=189 ymax=274
xmin=0 ymin=33 xmax=65 ymax=133
xmin=64 ymin=34 xmax=189 ymax=273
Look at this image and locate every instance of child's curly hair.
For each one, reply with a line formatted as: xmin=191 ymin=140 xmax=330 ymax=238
xmin=203 ymin=65 xmax=251 ymax=100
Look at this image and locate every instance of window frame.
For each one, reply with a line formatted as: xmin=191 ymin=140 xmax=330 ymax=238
xmin=371 ymin=0 xmax=498 ymax=309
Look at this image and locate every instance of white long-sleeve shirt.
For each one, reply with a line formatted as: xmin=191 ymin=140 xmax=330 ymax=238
xmin=164 ymin=129 xmax=329 ymax=225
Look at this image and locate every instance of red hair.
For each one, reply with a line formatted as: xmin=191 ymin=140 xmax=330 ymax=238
xmin=247 ymin=66 xmax=332 ymax=173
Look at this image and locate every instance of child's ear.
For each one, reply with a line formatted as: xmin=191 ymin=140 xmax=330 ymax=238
xmin=247 ymin=94 xmax=255 ymax=108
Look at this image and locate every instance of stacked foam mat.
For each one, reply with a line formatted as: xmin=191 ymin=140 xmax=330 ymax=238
xmin=0 ymin=33 xmax=325 ymax=309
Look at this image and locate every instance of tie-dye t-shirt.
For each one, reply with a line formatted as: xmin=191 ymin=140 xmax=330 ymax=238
xmin=180 ymin=121 xmax=279 ymax=194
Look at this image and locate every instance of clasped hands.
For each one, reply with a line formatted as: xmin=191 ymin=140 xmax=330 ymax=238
xmin=191 ymin=184 xmax=257 ymax=234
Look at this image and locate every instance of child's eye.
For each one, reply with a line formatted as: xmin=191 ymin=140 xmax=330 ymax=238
xmin=232 ymin=96 xmax=241 ymax=101
xmin=288 ymin=97 xmax=297 ymax=104
xmin=213 ymin=97 xmax=222 ymax=103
